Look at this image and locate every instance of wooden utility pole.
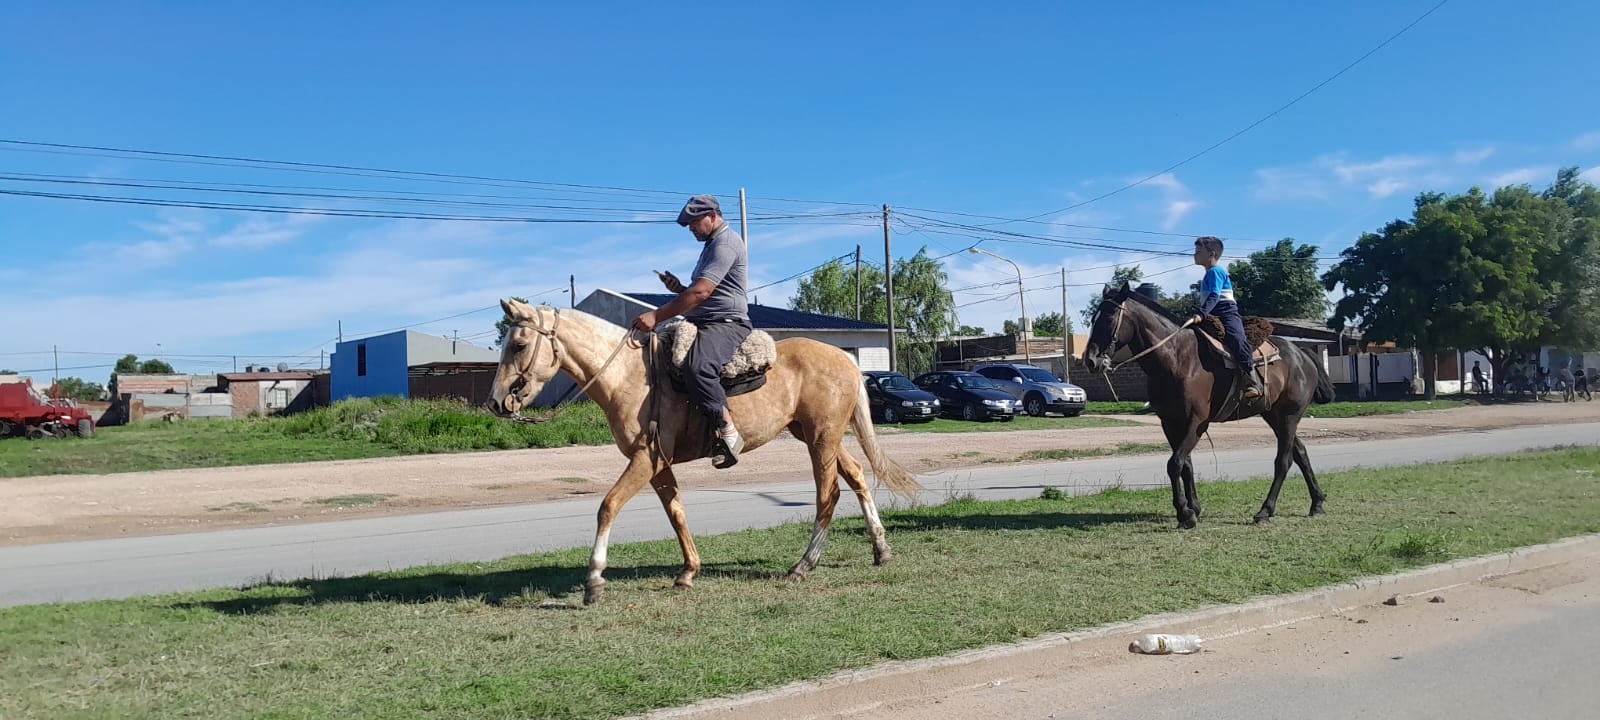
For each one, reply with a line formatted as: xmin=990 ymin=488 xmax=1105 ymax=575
xmin=1061 ymin=267 xmax=1072 ymax=381
xmin=883 ymin=205 xmax=896 ymax=372
xmin=569 ymin=275 xmax=576 ymax=307
xmin=854 ymin=244 xmax=862 ymax=320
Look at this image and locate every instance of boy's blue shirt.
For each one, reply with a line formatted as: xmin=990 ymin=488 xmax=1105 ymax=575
xmin=1194 ymin=265 xmax=1237 ymax=317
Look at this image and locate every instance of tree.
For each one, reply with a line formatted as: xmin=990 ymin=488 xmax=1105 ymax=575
xmin=0 ymin=369 xmax=14 ymax=375
xmin=108 ymin=354 xmax=178 ymax=393
xmin=50 ymin=377 xmax=107 ymax=401
xmin=953 ymin=325 xmax=987 ymax=336
xmin=1227 ymin=238 xmax=1330 ymax=320
xmin=1019 ymin=312 xmax=1067 ymax=337
xmin=791 ymin=247 xmax=954 ymax=376
xmin=493 ymin=295 xmax=532 ymax=348
xmin=1322 ymin=169 xmax=1600 ymax=399
xmin=1080 ymin=265 xmax=1144 ymax=328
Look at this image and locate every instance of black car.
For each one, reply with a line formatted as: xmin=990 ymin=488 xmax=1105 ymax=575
xmin=911 ymin=370 xmax=1020 ymax=421
xmin=862 ymin=370 xmax=941 ymax=423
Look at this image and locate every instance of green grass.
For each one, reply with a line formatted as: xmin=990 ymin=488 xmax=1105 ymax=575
xmin=891 ymin=415 xmax=1139 ymax=433
xmin=3 ymin=447 xmax=1597 ymax=720
xmin=1017 ymin=441 xmax=1169 ymax=462
xmin=1304 ymin=398 xmax=1480 ymax=419
xmin=1085 ymin=401 xmax=1152 ymax=415
xmin=0 ymin=397 xmax=614 ymax=478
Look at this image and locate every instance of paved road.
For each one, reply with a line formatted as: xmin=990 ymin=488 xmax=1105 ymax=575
xmin=786 ymin=554 xmax=1600 ymax=720
xmin=2 ymin=422 xmax=1595 ymax=607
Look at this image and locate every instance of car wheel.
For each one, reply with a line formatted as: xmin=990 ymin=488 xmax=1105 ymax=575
xmin=1025 ymin=393 xmax=1046 ymax=417
xmin=962 ymin=404 xmax=977 ymax=421
xmin=883 ymin=407 xmax=900 ymax=424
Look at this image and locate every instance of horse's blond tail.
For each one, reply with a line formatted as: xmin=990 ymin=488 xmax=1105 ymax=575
xmin=850 ymin=382 xmax=925 ymax=501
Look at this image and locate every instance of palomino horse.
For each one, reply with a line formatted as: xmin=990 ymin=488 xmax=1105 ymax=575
xmin=488 ymin=300 xmax=924 ymax=605
xmin=1081 ymin=284 xmax=1335 ymax=528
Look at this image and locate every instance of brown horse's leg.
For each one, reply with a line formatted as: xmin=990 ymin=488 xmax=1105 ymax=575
xmin=584 ymin=453 xmax=660 ymax=605
xmin=1254 ymin=413 xmax=1299 ymax=524
xmin=789 ymin=438 xmax=843 ymax=581
xmin=1292 ymin=437 xmax=1327 ymax=516
xmin=1160 ymin=415 xmax=1203 ymax=529
xmin=649 ymin=467 xmax=701 ymax=589
xmin=837 ymin=452 xmax=892 ymax=565
xmin=1180 ymin=422 xmax=1208 ymax=518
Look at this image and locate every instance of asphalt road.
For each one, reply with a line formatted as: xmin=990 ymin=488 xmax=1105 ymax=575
xmin=2 ymin=422 xmax=1595 ymax=608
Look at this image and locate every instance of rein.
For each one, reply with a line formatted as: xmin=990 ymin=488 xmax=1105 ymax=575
xmin=1097 ymin=298 xmax=1195 ymax=402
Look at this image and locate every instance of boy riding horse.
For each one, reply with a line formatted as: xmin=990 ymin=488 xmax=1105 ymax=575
xmin=1188 ymin=236 xmax=1261 ymax=400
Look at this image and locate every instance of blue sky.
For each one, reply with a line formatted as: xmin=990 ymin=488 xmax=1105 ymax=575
xmin=3 ymin=0 xmax=1599 ymax=383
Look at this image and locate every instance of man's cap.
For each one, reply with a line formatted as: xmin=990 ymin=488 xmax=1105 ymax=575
xmin=677 ymin=195 xmax=721 ymax=226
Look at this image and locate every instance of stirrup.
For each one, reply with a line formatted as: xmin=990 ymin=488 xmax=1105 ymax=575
xmin=711 ymin=426 xmax=744 ymax=469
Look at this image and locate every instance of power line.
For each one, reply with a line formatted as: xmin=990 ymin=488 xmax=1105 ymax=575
xmin=996 ymin=0 xmax=1452 ymax=224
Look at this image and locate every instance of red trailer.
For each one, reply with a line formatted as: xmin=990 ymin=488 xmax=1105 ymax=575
xmin=0 ymin=378 xmax=96 ymax=439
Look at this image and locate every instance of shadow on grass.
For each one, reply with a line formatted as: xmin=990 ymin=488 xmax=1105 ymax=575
xmin=880 ymin=511 xmax=1167 ymax=533
xmin=179 ymin=562 xmax=782 ymax=615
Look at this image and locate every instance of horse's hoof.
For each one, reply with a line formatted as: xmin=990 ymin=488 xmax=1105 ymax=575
xmin=1252 ymin=515 xmax=1273 ymax=525
xmin=673 ymin=576 xmax=695 ymax=590
xmin=785 ymin=570 xmax=808 ymax=583
xmin=583 ymin=579 xmax=606 ymax=605
xmin=1177 ymin=517 xmax=1198 ymax=530
xmin=1309 ymin=506 xmax=1326 ymax=517
xmin=874 ymin=550 xmax=893 ymax=566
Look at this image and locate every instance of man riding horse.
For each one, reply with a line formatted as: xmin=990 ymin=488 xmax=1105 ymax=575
xmin=629 ymin=195 xmax=750 ymax=468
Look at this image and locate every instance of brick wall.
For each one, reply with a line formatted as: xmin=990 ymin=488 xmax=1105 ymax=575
xmin=1069 ymin=364 xmax=1152 ymax=402
xmin=230 ymin=382 xmax=261 ymax=418
xmin=410 ymin=371 xmax=499 ymax=408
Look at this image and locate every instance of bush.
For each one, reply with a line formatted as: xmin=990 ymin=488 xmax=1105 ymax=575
xmin=280 ymin=397 xmax=614 ymax=453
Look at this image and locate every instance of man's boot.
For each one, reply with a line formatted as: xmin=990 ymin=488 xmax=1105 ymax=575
xmin=1240 ymin=365 xmax=1263 ymax=400
xmin=711 ymin=421 xmax=745 ymax=469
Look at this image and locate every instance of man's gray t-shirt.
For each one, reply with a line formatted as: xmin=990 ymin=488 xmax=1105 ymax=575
xmin=685 ymin=223 xmax=749 ymax=324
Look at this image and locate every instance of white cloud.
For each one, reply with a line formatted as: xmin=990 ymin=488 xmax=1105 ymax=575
xmin=1366 ymin=178 xmax=1409 ymax=199
xmin=1573 ymin=131 xmax=1600 ymax=152
xmin=1489 ymin=167 xmax=1552 ymax=188
xmin=209 ymin=214 xmax=322 ymax=249
xmin=1162 ymin=200 xmax=1198 ymax=231
xmin=1251 ymin=168 xmax=1329 ymax=202
xmin=1140 ymin=173 xmax=1186 ymax=194
xmin=1454 ymin=147 xmax=1495 ymax=165
xmin=1252 ymin=148 xmax=1498 ymax=202
xmin=1581 ymin=166 xmax=1600 ymax=184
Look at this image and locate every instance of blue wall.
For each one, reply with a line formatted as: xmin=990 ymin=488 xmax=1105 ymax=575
xmin=330 ymin=331 xmax=410 ymax=401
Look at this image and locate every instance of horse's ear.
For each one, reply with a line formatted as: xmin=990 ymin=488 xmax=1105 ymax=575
xmin=1119 ymin=280 xmax=1131 ymax=293
xmin=500 ymin=298 xmax=515 ymax=317
xmin=1101 ymin=284 xmax=1114 ymax=299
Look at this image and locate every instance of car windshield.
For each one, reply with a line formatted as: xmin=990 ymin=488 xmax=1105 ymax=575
xmin=1019 ymin=368 xmax=1060 ymax=383
xmin=876 ymin=375 xmax=915 ymax=391
xmin=952 ymin=375 xmax=997 ymax=389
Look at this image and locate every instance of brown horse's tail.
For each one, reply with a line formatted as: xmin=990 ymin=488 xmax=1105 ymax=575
xmin=850 ymin=382 xmax=925 ymax=501
xmin=1304 ymin=347 xmax=1336 ymax=404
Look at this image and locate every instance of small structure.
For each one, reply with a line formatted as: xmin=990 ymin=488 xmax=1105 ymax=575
xmin=330 ymin=330 xmax=500 ymax=403
xmin=217 ymin=369 xmax=322 ymax=418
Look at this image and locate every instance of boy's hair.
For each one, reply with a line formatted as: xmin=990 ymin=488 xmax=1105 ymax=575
xmin=1195 ymin=236 xmax=1225 ymax=260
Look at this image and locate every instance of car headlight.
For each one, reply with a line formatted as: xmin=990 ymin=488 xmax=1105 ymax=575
xmin=983 ymin=399 xmax=1004 ymax=407
xmin=900 ymin=400 xmax=915 ymax=407
xmin=931 ymin=399 xmax=940 ymax=406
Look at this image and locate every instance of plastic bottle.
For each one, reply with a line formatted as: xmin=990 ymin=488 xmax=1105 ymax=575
xmin=1128 ymin=633 xmax=1203 ymax=655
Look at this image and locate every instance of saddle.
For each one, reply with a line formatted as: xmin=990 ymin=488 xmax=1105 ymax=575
xmin=1193 ymin=316 xmax=1280 ymax=371
xmin=655 ymin=319 xmax=777 ymax=398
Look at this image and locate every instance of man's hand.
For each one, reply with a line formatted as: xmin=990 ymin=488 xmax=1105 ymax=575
xmin=631 ymin=310 xmax=660 ymax=333
xmin=658 ymin=271 xmax=685 ymax=293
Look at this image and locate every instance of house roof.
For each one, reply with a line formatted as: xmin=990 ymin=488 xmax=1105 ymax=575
xmin=408 ymin=361 xmax=500 ymax=376
xmin=218 ymin=372 xmax=317 ymax=382
xmin=618 ymin=292 xmax=890 ymax=331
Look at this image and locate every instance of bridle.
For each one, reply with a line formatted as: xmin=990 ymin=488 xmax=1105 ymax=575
xmin=1090 ymin=296 xmax=1196 ymax=402
xmin=500 ymin=306 xmax=640 ymax=424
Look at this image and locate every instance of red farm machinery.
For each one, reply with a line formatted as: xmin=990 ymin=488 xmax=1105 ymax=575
xmin=0 ymin=377 xmax=97 ymax=440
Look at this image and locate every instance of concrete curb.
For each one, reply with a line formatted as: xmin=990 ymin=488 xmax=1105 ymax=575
xmin=633 ymin=532 xmax=1600 ymax=720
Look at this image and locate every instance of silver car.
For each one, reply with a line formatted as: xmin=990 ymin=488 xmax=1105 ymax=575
xmin=972 ymin=363 xmax=1088 ymax=417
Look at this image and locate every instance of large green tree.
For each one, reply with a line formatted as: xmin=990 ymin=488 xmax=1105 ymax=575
xmin=1228 ymin=238 xmax=1330 ymax=320
xmin=1005 ymin=311 xmax=1068 ymax=338
xmin=791 ymin=247 xmax=954 ymax=376
xmin=49 ymin=377 xmax=107 ymax=401
xmin=108 ymin=354 xmax=178 ymax=393
xmin=1322 ymin=168 xmax=1600 ymax=399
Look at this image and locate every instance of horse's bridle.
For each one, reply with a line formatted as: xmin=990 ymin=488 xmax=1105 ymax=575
xmin=1094 ymin=297 xmax=1194 ymax=372
xmin=499 ymin=306 xmax=641 ymax=424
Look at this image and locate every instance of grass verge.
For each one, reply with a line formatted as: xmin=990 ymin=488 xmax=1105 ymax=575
xmin=1017 ymin=441 xmax=1169 ymax=462
xmin=3 ymin=447 xmax=1598 ymax=719
xmin=0 ymin=397 xmax=613 ymax=478
xmin=1086 ymin=398 xmax=1487 ymax=417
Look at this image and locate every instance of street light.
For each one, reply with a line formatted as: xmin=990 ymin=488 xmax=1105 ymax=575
xmin=969 ymin=247 xmax=1031 ymax=365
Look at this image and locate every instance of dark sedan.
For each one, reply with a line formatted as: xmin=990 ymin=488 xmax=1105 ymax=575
xmin=911 ymin=371 xmax=1020 ymax=421
xmin=862 ymin=371 xmax=941 ymax=423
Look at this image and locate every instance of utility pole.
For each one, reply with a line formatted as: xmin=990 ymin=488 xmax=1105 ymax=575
xmin=1061 ymin=267 xmax=1072 ymax=381
xmin=337 ymin=321 xmax=343 ymax=344
xmin=738 ymin=187 xmax=749 ymax=244
xmin=854 ymin=244 xmax=862 ymax=320
xmin=569 ymin=275 xmax=576 ymax=307
xmin=883 ymin=204 xmax=896 ymax=372
xmin=320 ymin=350 xmax=326 ymax=371
xmin=52 ymin=345 xmax=59 ymax=398
xmin=233 ymin=355 xmax=238 ymax=373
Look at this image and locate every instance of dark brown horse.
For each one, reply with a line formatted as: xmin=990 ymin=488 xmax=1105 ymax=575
xmin=1081 ymin=283 xmax=1335 ymax=528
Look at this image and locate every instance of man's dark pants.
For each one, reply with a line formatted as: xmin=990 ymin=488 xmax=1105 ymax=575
xmin=1214 ymin=306 xmax=1255 ymax=372
xmin=688 ymin=319 xmax=752 ymax=425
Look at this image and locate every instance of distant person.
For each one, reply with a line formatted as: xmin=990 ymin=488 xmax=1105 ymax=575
xmin=1470 ymin=361 xmax=1486 ymax=394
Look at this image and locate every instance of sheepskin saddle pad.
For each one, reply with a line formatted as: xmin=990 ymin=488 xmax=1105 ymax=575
xmin=656 ymin=320 xmax=777 ymax=397
xmin=1196 ymin=316 xmax=1281 ymax=369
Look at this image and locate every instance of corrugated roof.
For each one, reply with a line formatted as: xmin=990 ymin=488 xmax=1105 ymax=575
xmin=218 ymin=372 xmax=317 ymax=382
xmin=620 ymin=293 xmax=889 ymax=331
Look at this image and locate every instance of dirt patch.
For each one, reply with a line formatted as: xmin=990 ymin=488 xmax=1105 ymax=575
xmin=3 ymin=401 xmax=1597 ymax=546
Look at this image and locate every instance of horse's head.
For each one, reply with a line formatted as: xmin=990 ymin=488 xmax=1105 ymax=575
xmin=487 ymin=298 xmax=564 ymax=417
xmin=1082 ymin=282 xmax=1135 ymax=374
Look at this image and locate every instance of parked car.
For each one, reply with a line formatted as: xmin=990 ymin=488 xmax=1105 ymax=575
xmin=972 ymin=362 xmax=1088 ymax=417
xmin=861 ymin=370 xmax=940 ymax=423
xmin=911 ymin=370 xmax=1019 ymax=421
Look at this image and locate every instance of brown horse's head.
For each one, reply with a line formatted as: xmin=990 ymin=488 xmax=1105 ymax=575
xmin=487 ymin=298 xmax=563 ymax=417
xmin=1082 ymin=282 xmax=1135 ymax=374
